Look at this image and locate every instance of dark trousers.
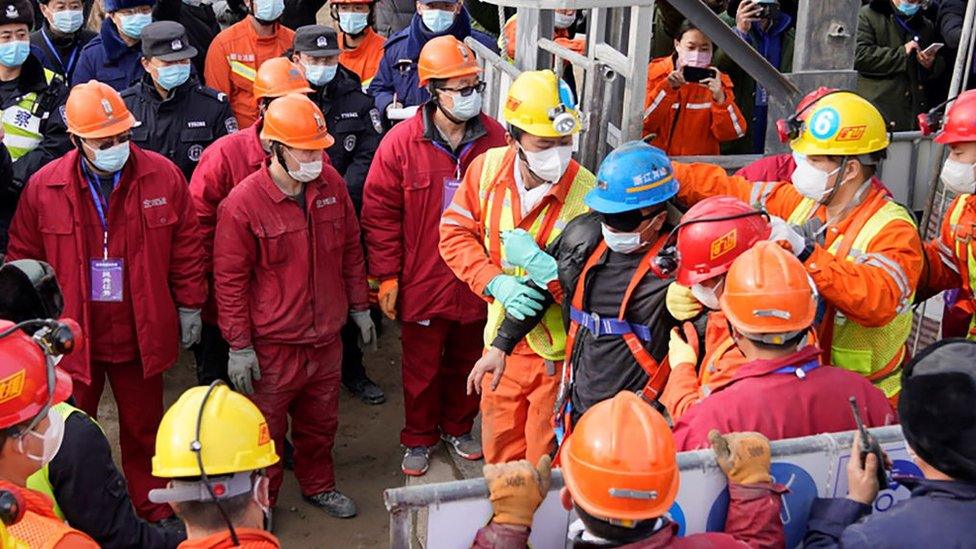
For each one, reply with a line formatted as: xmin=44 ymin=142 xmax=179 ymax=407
xmin=340 ymin=309 xmax=383 ymax=384
xmin=193 ymin=322 xmax=229 ymax=385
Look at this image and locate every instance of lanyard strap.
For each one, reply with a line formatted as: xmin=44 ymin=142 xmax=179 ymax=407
xmin=81 ymin=160 xmax=120 ymax=259
xmin=772 ymin=359 xmax=820 ymax=378
xmin=40 ymin=28 xmax=79 ymax=77
xmin=431 ymin=140 xmax=475 ymax=180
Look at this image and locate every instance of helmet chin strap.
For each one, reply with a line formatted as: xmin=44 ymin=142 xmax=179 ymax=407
xmin=822 ymin=157 xmax=872 ymax=229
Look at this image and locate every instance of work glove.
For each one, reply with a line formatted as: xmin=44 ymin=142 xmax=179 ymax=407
xmin=378 ymin=278 xmax=398 ymax=320
xmin=350 ymin=310 xmax=377 ymax=352
xmin=709 ymin=430 xmax=773 ymax=485
xmin=484 ymin=455 xmax=552 ymax=527
xmin=485 ymin=274 xmax=546 ymax=321
xmin=228 ymin=347 xmax=261 ymax=395
xmin=178 ymin=308 xmax=202 ymax=349
xmin=768 ymin=215 xmax=808 ymax=258
xmin=668 ymin=322 xmax=699 ymax=367
xmin=666 ymin=283 xmax=703 ymax=321
xmin=501 ymin=229 xmax=558 ymax=287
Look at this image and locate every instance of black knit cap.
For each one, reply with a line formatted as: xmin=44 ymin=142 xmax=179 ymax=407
xmin=899 ymin=338 xmax=976 ymax=482
xmin=0 ymin=0 xmax=33 ymax=27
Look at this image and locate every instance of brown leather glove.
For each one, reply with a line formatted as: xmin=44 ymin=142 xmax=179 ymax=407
xmin=483 ymin=455 xmax=552 ymax=527
xmin=709 ymin=430 xmax=773 ymax=485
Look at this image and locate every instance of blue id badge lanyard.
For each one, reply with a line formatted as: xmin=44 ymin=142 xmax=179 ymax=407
xmin=83 ymin=161 xmax=124 ymax=302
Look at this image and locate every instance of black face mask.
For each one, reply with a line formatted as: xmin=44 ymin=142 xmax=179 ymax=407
xmin=599 ymin=207 xmax=665 ymax=232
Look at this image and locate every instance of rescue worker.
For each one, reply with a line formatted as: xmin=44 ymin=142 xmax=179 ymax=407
xmin=29 ymin=0 xmax=96 ymax=80
xmin=331 ymin=0 xmax=385 ymax=88
xmin=361 ymin=35 xmax=505 ymax=476
xmin=0 ymin=0 xmax=70 ymax=256
xmin=367 ymin=0 xmax=496 ymax=117
xmin=72 ymin=0 xmax=154 ymax=89
xmin=499 ymin=9 xmax=584 ymax=61
xmin=203 ymin=0 xmax=295 ymax=127
xmin=659 ymin=196 xmax=771 ymax=422
xmin=291 ymin=25 xmax=386 ymax=405
xmin=642 ymin=20 xmax=746 ymax=155
xmin=0 ymin=318 xmax=98 ymax=548
xmin=476 ymin=142 xmax=681 ymax=439
xmin=672 ymin=242 xmax=894 ymax=450
xmin=671 ymin=91 xmax=923 ymax=402
xmin=439 ymin=69 xmax=594 ymax=465
xmin=149 ymin=384 xmax=280 ymax=548
xmin=122 ymin=21 xmax=237 ymax=181
xmin=805 ymin=339 xmax=976 ymax=548
xmin=6 ymin=81 xmax=207 ymax=522
xmin=472 ymin=391 xmax=786 ymax=548
xmin=919 ymin=89 xmax=976 ymax=339
xmin=189 ymin=57 xmax=311 ymax=386
xmin=0 ymin=260 xmax=184 ymax=547
xmin=214 ymin=93 xmax=373 ymax=517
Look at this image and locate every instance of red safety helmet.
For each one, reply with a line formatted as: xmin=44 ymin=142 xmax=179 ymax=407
xmin=674 ymin=197 xmax=770 ymax=286
xmin=0 ymin=320 xmax=75 ymax=430
xmin=934 ymin=90 xmax=976 ymax=145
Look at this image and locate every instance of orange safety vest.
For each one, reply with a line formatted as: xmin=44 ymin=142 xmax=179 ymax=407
xmin=944 ymin=195 xmax=976 ymax=338
xmin=6 ymin=486 xmax=97 ymax=549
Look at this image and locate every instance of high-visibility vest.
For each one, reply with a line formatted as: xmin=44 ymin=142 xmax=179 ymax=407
xmin=26 ymin=402 xmax=92 ymax=520
xmin=3 ymin=68 xmax=59 ymax=161
xmin=1 ymin=520 xmax=28 ymax=549
xmin=945 ymin=195 xmax=976 ymax=340
xmin=478 ymin=146 xmax=595 ymax=360
xmin=7 ymin=509 xmax=82 ymax=549
xmin=787 ymin=196 xmax=916 ymax=398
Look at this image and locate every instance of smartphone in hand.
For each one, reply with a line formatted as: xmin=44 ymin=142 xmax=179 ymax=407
xmin=682 ymin=66 xmax=717 ymax=84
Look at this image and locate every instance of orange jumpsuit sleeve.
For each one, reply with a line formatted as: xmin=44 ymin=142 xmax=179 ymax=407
xmin=805 ymin=218 xmax=923 ymax=327
xmin=204 ymin=36 xmax=232 ymax=101
xmin=438 ymin=153 xmax=503 ymax=299
xmin=671 ymin=161 xmax=804 ymax=216
xmin=709 ymin=75 xmax=747 ymax=143
xmin=921 ymin=195 xmax=964 ymax=297
xmin=54 ymin=531 xmax=100 ymax=548
xmin=659 ymin=362 xmax=699 ymax=422
xmin=642 ymin=73 xmax=678 ymax=138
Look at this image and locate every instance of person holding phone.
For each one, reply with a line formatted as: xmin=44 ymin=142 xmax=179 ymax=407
xmin=642 ymin=20 xmax=746 ymax=156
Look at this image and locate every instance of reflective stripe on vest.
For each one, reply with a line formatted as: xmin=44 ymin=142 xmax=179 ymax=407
xmin=229 ymin=59 xmax=256 ymax=81
xmin=26 ymin=402 xmax=92 ymax=520
xmin=479 ymin=146 xmax=594 ymax=360
xmin=2 ymin=68 xmax=57 ymax=161
xmin=787 ymin=197 xmax=916 ymax=397
xmin=947 ymin=195 xmax=976 ymax=340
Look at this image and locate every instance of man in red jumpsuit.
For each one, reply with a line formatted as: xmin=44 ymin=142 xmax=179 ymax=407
xmin=673 ymin=241 xmax=894 ymax=450
xmin=214 ymin=93 xmax=373 ymax=519
xmin=7 ymin=81 xmax=207 ymax=522
xmin=361 ymin=35 xmax=506 ymax=477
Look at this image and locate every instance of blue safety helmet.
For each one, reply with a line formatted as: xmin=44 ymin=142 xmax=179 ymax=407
xmin=585 ymin=141 xmax=679 ymax=214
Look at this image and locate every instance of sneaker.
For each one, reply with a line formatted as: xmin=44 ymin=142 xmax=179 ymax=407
xmin=344 ymin=376 xmax=386 ymax=405
xmin=303 ymin=490 xmax=357 ymax=519
xmin=401 ymin=446 xmax=430 ymax=476
xmin=441 ymin=433 xmax=483 ymax=461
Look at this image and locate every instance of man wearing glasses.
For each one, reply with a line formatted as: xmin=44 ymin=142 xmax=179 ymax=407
xmin=6 ymin=80 xmax=207 ymax=524
xmin=361 ymin=35 xmax=504 ymax=476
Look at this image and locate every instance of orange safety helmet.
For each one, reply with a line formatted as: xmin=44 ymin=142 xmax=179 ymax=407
xmin=253 ymin=58 xmax=315 ymax=101
xmin=560 ymin=391 xmax=679 ymax=522
xmin=417 ymin=35 xmax=481 ymax=87
xmin=65 ymin=81 xmax=136 ymax=139
xmin=720 ymin=241 xmax=815 ymax=339
xmin=674 ymin=196 xmax=770 ymax=286
xmin=260 ymin=93 xmax=335 ymax=150
xmin=0 ymin=320 xmax=73 ymax=430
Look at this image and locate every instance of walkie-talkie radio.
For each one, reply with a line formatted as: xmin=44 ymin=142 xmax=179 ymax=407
xmin=849 ymin=396 xmax=889 ymax=489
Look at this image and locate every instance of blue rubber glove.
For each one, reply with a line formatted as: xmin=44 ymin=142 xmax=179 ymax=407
xmin=485 ymin=274 xmax=546 ymax=321
xmin=501 ymin=229 xmax=558 ymax=287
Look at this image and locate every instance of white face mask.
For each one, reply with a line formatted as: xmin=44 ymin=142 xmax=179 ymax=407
xmin=521 ymin=144 xmax=573 ymax=183
xmin=18 ymin=408 xmax=65 ymax=465
xmin=601 ymin=223 xmax=644 ymax=254
xmin=791 ymin=154 xmax=840 ymax=203
xmin=554 ymin=12 xmax=575 ymax=29
xmin=941 ymin=157 xmax=976 ymax=195
xmin=691 ymin=279 xmax=723 ymax=310
xmin=284 ymin=148 xmax=322 ymax=182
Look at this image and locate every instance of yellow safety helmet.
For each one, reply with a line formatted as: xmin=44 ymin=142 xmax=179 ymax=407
xmin=502 ymin=69 xmax=581 ymax=138
xmin=151 ymin=384 xmax=279 ymax=479
xmin=789 ymin=91 xmax=889 ymax=157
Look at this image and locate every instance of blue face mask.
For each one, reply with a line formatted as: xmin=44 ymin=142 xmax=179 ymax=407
xmin=445 ymin=90 xmax=482 ymax=121
xmin=118 ymin=12 xmax=152 ymax=38
xmin=253 ymin=0 xmax=284 ymax=22
xmin=896 ymin=1 xmax=920 ymax=16
xmin=0 ymin=41 xmax=30 ymax=68
xmin=86 ymin=141 xmax=130 ymax=173
xmin=421 ymin=9 xmax=455 ymax=34
xmin=155 ymin=63 xmax=191 ymax=90
xmin=302 ymin=62 xmax=337 ymax=86
xmin=338 ymin=12 xmax=368 ymax=35
xmin=51 ymin=9 xmax=84 ymax=33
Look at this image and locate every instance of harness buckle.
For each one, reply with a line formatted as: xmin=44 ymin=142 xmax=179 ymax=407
xmin=589 ymin=311 xmax=601 ymax=337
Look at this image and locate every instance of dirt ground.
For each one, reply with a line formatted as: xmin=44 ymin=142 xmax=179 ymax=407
xmin=95 ymin=322 xmax=414 ymax=548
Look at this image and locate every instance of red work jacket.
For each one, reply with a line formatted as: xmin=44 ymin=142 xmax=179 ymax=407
xmin=673 ymin=346 xmax=895 ymax=451
xmin=7 ymin=147 xmax=206 ymax=383
xmin=361 ymin=108 xmax=506 ymax=323
xmin=214 ymin=164 xmax=368 ymax=350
